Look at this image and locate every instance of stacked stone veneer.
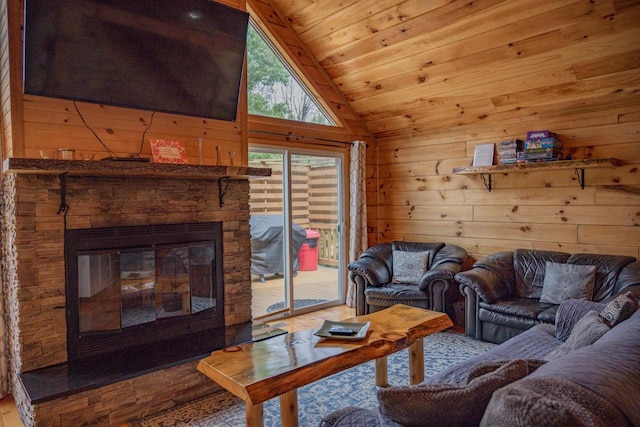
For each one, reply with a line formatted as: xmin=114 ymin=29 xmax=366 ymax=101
xmin=2 ymin=171 xmax=253 ymax=426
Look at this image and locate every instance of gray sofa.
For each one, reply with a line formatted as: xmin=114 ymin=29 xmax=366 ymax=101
xmin=455 ymin=249 xmax=640 ymax=344
xmin=321 ymin=295 xmax=640 ymax=427
xmin=348 ymin=241 xmax=467 ymax=317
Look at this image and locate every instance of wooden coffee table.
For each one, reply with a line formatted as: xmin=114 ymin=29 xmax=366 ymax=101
xmin=197 ymin=304 xmax=453 ymax=427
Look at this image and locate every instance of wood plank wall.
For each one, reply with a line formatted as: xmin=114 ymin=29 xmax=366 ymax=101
xmin=1 ymin=0 xmax=249 ymax=165
xmin=270 ymin=0 xmax=640 ymax=262
xmin=363 ymin=2 xmax=640 ymax=261
xmin=1 ymin=0 xmax=375 ymax=213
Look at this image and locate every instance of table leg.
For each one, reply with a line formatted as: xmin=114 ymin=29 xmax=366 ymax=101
xmin=280 ymin=389 xmax=299 ymax=426
xmin=246 ymin=402 xmax=263 ymax=427
xmin=409 ymin=338 xmax=424 ymax=385
xmin=375 ymin=355 xmax=388 ymax=386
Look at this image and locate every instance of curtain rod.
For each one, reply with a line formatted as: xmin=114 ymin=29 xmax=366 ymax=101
xmin=248 ymin=129 xmax=356 ymax=147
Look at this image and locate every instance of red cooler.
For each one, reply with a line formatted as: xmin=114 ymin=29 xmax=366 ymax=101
xmin=299 ymin=229 xmax=320 ymax=271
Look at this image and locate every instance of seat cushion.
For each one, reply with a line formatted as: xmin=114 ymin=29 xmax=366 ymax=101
xmin=365 ymin=283 xmax=428 ymax=302
xmin=427 ymin=325 xmax=560 ymax=385
xmin=480 ymin=298 xmax=555 ymax=320
xmin=536 ymin=305 xmax=558 ymax=324
xmin=479 ymin=308 xmax=538 ymax=331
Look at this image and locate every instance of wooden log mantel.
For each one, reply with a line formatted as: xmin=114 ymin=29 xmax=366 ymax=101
xmin=2 ymin=157 xmax=272 ymax=180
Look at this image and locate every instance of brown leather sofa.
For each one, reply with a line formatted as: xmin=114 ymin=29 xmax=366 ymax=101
xmin=348 ymin=241 xmax=467 ymax=316
xmin=455 ymin=249 xmax=640 ymax=344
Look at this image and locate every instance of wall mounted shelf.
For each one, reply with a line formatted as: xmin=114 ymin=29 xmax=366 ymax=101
xmin=452 ymin=158 xmax=622 ymax=191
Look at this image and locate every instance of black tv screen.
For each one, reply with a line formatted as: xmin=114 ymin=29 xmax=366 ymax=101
xmin=24 ymin=0 xmax=249 ymax=122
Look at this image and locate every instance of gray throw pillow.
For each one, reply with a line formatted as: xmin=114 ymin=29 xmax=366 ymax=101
xmin=392 ymin=250 xmax=429 ymax=285
xmin=539 ymin=262 xmax=596 ymax=305
xmin=377 ymin=359 xmax=540 ymax=427
xmin=465 ymin=359 xmax=546 ymax=383
xmin=599 ymin=291 xmax=638 ymax=327
xmin=545 ymin=311 xmax=609 ymax=360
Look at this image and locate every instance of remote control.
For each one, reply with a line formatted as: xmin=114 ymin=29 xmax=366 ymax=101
xmin=328 ymin=326 xmax=358 ymax=336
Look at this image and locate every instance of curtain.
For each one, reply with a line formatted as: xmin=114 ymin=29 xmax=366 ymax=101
xmin=0 ymin=181 xmax=7 ymax=398
xmin=347 ymin=141 xmax=368 ymax=307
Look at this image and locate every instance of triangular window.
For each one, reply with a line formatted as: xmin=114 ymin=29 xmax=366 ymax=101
xmin=247 ymin=20 xmax=335 ymax=126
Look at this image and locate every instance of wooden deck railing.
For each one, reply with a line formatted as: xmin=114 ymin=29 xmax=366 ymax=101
xmin=250 ymin=162 xmax=340 ymax=267
xmin=313 ymin=226 xmax=339 ymax=267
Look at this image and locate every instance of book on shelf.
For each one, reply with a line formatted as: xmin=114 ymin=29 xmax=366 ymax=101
xmin=473 ymin=143 xmax=495 ymax=167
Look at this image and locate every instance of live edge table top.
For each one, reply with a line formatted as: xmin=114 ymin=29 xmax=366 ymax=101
xmin=197 ymin=304 xmax=453 ymax=406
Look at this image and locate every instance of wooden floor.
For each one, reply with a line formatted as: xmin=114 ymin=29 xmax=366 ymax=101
xmin=0 ymin=396 xmax=22 ymax=427
xmin=0 ymin=303 xmax=355 ymax=427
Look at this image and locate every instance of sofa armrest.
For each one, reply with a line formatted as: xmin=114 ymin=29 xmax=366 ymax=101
xmin=455 ymin=268 xmax=512 ymax=303
xmin=351 ymin=274 xmax=369 ymax=316
xmin=455 ymin=251 xmax=515 ymax=303
xmin=348 ymin=257 xmax=391 ymax=287
xmin=418 ymin=264 xmax=459 ymax=313
xmin=418 ymin=264 xmax=458 ymax=291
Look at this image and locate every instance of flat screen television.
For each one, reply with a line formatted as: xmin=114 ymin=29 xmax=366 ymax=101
xmin=23 ymin=0 xmax=249 ymax=122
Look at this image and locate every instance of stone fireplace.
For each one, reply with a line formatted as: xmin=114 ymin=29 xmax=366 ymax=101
xmin=2 ymin=158 xmax=270 ymax=425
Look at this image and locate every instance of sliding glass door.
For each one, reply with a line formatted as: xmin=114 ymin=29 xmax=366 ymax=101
xmin=249 ymin=148 xmax=345 ymax=319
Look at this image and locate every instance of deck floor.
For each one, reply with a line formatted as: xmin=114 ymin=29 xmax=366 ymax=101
xmin=251 ymin=265 xmax=341 ymax=318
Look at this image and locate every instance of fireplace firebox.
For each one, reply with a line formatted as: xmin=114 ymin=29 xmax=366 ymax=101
xmin=65 ymin=222 xmax=224 ymax=361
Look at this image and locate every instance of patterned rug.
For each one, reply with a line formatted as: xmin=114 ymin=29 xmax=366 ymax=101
xmin=131 ymin=331 xmax=494 ymax=426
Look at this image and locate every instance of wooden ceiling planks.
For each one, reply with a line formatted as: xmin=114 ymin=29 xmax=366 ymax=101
xmin=269 ymin=0 xmax=640 ymax=149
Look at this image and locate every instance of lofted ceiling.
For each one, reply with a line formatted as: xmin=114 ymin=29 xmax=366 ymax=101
xmin=269 ymin=0 xmax=640 ymax=146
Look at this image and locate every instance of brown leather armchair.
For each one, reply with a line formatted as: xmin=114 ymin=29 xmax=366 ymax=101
xmin=348 ymin=241 xmax=468 ymax=317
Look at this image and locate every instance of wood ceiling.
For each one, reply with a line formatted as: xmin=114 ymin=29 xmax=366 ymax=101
xmin=269 ymin=0 xmax=640 ymax=146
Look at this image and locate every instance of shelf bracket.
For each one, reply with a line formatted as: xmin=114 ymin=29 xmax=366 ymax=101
xmin=479 ymin=173 xmax=492 ymax=192
xmin=57 ymin=173 xmax=69 ymax=215
xmin=574 ymin=168 xmax=585 ymax=189
xmin=218 ymin=176 xmax=230 ymax=207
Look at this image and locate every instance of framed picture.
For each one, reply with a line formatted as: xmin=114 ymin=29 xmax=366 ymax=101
xmin=150 ymin=139 xmax=188 ymax=164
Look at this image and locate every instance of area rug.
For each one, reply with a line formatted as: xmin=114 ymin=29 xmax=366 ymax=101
xmin=131 ymin=331 xmax=495 ymax=426
xmin=266 ymin=299 xmax=328 ymax=313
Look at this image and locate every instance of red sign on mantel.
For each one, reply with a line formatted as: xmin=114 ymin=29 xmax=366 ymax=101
xmin=150 ymin=139 xmax=188 ymax=164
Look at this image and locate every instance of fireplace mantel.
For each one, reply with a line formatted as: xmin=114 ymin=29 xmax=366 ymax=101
xmin=2 ymin=157 xmax=271 ymax=180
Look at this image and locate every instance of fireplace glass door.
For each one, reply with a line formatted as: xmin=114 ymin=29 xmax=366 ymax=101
xmin=78 ymin=243 xmax=218 ymax=335
xmin=66 ymin=222 xmax=224 ymax=361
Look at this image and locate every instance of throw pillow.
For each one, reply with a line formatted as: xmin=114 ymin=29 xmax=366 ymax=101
xmin=391 ymin=250 xmax=429 ymax=285
xmin=545 ymin=310 xmax=609 ymax=360
xmin=599 ymin=291 xmax=638 ymax=327
xmin=465 ymin=359 xmax=546 ymax=383
xmin=377 ymin=359 xmax=540 ymax=427
xmin=554 ymin=299 xmax=606 ymax=341
xmin=539 ymin=262 xmax=596 ymax=305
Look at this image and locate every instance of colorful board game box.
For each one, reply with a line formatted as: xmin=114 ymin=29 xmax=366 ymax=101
xmin=526 ymin=130 xmax=557 ymax=140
